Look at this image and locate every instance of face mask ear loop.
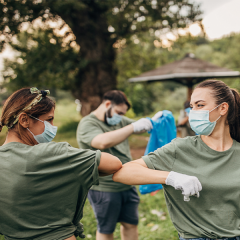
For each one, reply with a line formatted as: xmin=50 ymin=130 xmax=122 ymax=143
xmin=209 ymin=103 xmax=222 ymax=123
xmin=27 ymin=128 xmax=35 ymax=138
xmin=28 ymin=115 xmax=44 ymax=123
xmin=215 ymin=115 xmax=221 ymax=122
xmin=209 ymin=103 xmax=222 ymax=113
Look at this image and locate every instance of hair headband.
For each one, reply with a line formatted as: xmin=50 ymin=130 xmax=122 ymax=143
xmin=7 ymin=87 xmax=50 ymax=129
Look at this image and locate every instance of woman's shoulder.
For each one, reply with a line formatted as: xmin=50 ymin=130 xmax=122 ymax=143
xmin=171 ymin=135 xmax=199 ymax=147
xmin=233 ymin=139 xmax=240 ymax=150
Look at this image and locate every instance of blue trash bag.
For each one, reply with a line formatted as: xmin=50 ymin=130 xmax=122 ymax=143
xmin=139 ymin=110 xmax=177 ymax=194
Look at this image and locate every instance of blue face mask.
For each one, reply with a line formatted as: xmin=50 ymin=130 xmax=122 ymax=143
xmin=189 ymin=104 xmax=222 ymax=136
xmin=106 ymin=113 xmax=122 ymax=126
xmin=27 ymin=116 xmax=58 ymax=143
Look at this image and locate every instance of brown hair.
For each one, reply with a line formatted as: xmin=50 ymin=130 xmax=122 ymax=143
xmin=196 ymin=79 xmax=240 ymax=142
xmin=0 ymin=88 xmax=55 ymax=145
xmin=103 ymin=90 xmax=131 ymax=110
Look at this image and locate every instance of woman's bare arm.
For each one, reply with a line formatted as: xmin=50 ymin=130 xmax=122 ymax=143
xmin=112 ymin=158 xmax=169 ymax=185
xmin=98 ymin=152 xmax=122 ymax=176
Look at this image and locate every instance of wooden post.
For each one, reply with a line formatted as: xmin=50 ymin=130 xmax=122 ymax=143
xmin=187 ymin=85 xmax=193 ymax=101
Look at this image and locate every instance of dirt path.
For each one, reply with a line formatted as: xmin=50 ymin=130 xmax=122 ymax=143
xmin=130 ymin=147 xmax=146 ymax=160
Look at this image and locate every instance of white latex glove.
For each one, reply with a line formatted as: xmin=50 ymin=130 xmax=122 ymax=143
xmin=165 ymin=171 xmax=202 ymax=202
xmin=131 ymin=118 xmax=153 ymax=132
xmin=152 ymin=111 xmax=163 ymax=121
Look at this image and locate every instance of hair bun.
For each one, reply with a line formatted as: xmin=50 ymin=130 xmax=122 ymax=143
xmin=41 ymin=90 xmax=48 ymax=97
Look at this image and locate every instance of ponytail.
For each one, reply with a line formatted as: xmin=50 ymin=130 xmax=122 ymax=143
xmin=196 ymin=80 xmax=240 ymax=142
xmin=229 ymin=89 xmax=240 ymax=142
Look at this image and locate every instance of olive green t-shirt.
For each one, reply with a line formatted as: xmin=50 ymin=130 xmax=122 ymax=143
xmin=0 ymin=142 xmax=101 ymax=240
xmin=142 ymin=136 xmax=240 ymax=239
xmin=77 ymin=113 xmax=134 ymax=192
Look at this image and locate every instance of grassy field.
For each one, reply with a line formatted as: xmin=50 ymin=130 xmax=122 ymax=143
xmin=0 ymin=100 xmax=178 ymax=240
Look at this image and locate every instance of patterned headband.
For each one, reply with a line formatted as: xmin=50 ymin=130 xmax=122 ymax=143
xmin=7 ymin=87 xmax=50 ymax=128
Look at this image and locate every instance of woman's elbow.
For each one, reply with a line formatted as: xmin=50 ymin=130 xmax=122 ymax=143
xmin=111 ymin=158 xmax=122 ymax=174
xmin=112 ymin=164 xmax=127 ymax=182
xmin=112 ymin=171 xmax=120 ymax=182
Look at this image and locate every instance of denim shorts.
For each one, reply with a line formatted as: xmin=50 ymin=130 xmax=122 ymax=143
xmin=179 ymin=236 xmax=240 ymax=240
xmin=88 ymin=187 xmax=140 ymax=234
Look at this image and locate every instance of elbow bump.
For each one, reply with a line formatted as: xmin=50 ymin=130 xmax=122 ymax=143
xmin=112 ymin=171 xmax=120 ymax=182
xmin=113 ymin=157 xmax=122 ymax=171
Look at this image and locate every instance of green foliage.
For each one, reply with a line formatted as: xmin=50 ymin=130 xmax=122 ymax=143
xmin=0 ymin=0 xmax=202 ymax=115
xmin=125 ymin=107 xmax=136 ymax=118
xmin=3 ymin=28 xmax=79 ymax=91
xmin=58 ymin=120 xmax=79 ymax=134
xmin=0 ymin=88 xmax=12 ymax=106
xmin=0 ymin=0 xmax=202 ymax=47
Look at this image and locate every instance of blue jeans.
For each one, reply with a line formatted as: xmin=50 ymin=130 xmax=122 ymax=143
xmin=179 ymin=237 xmax=240 ymax=240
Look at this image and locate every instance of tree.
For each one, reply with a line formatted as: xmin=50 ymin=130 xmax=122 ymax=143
xmin=0 ymin=0 xmax=202 ymax=116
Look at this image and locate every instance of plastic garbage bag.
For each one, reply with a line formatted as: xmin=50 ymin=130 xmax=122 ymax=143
xmin=139 ymin=110 xmax=176 ymax=194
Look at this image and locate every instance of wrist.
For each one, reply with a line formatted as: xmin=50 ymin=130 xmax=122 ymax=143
xmin=129 ymin=123 xmax=134 ymax=133
xmin=131 ymin=122 xmax=137 ymax=132
xmin=159 ymin=171 xmax=170 ymax=184
xmin=165 ymin=171 xmax=175 ymax=185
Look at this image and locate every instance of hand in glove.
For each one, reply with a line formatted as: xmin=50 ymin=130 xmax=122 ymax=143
xmin=131 ymin=118 xmax=153 ymax=133
xmin=165 ymin=171 xmax=202 ymax=202
xmin=152 ymin=111 xmax=163 ymax=121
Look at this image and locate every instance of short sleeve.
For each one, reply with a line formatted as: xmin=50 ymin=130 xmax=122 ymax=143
xmin=142 ymin=139 xmax=177 ymax=171
xmin=77 ymin=119 xmax=103 ymax=147
xmin=121 ymin=116 xmax=135 ymax=127
xmin=67 ymin=144 xmax=101 ymax=188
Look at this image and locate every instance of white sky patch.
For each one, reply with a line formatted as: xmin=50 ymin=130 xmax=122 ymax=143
xmin=202 ymin=0 xmax=240 ymax=39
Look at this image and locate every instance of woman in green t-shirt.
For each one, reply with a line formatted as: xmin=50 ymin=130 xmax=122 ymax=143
xmin=0 ymin=87 xmax=123 ymax=240
xmin=113 ymin=79 xmax=240 ymax=240
xmin=0 ymin=87 xmax=201 ymax=240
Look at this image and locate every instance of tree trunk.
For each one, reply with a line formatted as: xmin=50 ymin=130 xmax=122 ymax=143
xmin=61 ymin=4 xmax=117 ymax=116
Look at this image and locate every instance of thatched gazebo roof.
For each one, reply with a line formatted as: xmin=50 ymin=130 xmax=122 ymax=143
xmin=129 ymin=53 xmax=240 ymax=99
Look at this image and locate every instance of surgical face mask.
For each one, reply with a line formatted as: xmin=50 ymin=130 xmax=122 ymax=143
xmin=27 ymin=116 xmax=58 ymax=143
xmin=105 ymin=107 xmax=123 ymax=126
xmin=189 ymin=104 xmax=222 ymax=136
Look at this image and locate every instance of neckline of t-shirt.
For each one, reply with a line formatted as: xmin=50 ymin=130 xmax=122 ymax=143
xmin=90 ymin=112 xmax=100 ymax=120
xmin=197 ymin=135 xmax=236 ymax=155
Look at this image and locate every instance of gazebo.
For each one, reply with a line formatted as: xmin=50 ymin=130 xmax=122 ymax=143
xmin=129 ymin=53 xmax=240 ymax=100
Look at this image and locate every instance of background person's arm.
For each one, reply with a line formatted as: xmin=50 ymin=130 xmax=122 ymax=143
xmin=91 ymin=118 xmax=153 ymax=149
xmin=178 ymin=116 xmax=189 ymax=126
xmin=91 ymin=124 xmax=134 ymax=150
xmin=98 ymin=152 xmax=122 ymax=176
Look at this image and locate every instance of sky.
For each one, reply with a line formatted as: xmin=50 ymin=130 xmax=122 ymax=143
xmin=195 ymin=0 xmax=240 ymax=39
